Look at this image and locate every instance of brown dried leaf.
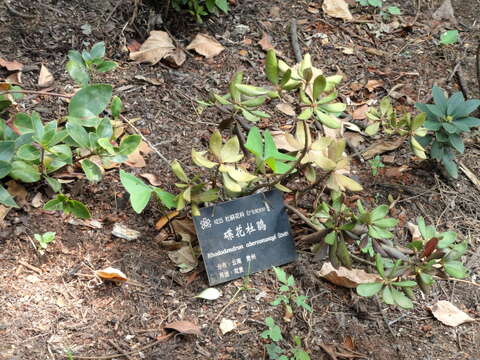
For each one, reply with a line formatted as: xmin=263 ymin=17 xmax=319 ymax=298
xmin=322 ymin=0 xmax=353 ymax=21
xmin=165 ymin=320 xmax=202 ymax=336
xmin=365 ymin=79 xmax=384 ymax=92
xmin=168 ymin=245 xmax=198 ymax=273
xmin=6 ymin=72 xmax=22 ymax=85
xmin=352 ymin=104 xmax=369 ymax=120
xmin=316 ymin=262 xmax=381 ymax=288
xmin=432 ymin=0 xmax=456 ymax=23
xmin=362 ymin=137 xmax=404 ymax=159
xmin=276 ymin=103 xmax=296 ymax=117
xmin=0 ymin=205 xmax=10 ymax=228
xmin=219 ymin=318 xmax=236 ymax=335
xmin=258 ymin=32 xmax=274 ymax=51
xmin=95 ymin=267 xmax=128 ymax=282
xmin=0 ymin=58 xmax=23 ymax=71
xmin=5 ymin=180 xmax=27 ymax=206
xmin=140 ymin=172 xmax=162 ymax=186
xmin=186 ymin=34 xmax=224 ymax=59
xmin=430 ymin=301 xmax=474 ymax=327
xmin=138 ymin=141 xmax=154 ymax=155
xmin=134 ymin=75 xmax=163 ymax=86
xmin=38 ymin=64 xmax=54 ymax=88
xmin=129 ymin=31 xmax=175 ymax=65
xmin=155 ymin=210 xmax=180 ymax=230
xmin=126 ymin=148 xmax=146 ymax=168
xmin=31 ymin=192 xmax=43 ymax=208
xmin=344 ymin=132 xmax=365 ymax=148
xmin=164 ymin=48 xmax=186 ymax=68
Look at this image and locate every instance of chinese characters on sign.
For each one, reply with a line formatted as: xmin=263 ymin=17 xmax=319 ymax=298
xmin=193 ymin=190 xmax=297 ymax=285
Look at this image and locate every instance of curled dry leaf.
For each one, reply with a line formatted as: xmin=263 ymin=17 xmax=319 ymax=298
xmin=5 ymin=180 xmax=28 ymax=206
xmin=31 ymin=192 xmax=43 ymax=208
xmin=365 ymin=79 xmax=384 ymax=92
xmin=186 ymin=34 xmax=224 ymax=59
xmin=95 ymin=267 xmax=128 ymax=282
xmin=430 ymin=300 xmax=475 ymax=327
xmin=258 ymin=32 xmax=274 ymax=51
xmin=219 ymin=318 xmax=236 ymax=335
xmin=316 ymin=262 xmax=381 ymax=288
xmin=140 ymin=172 xmax=163 ymax=186
xmin=0 ymin=57 xmax=23 ymax=71
xmin=322 ymin=0 xmax=353 ymax=21
xmin=138 ymin=141 xmax=154 ymax=155
xmin=6 ymin=72 xmax=22 ymax=85
xmin=0 ymin=205 xmax=10 ymax=228
xmin=164 ymin=48 xmax=186 ymax=68
xmin=165 ymin=320 xmax=202 ymax=336
xmin=38 ymin=64 xmax=54 ymax=88
xmin=362 ymin=137 xmax=404 ymax=160
xmin=129 ymin=31 xmax=176 ymax=65
xmin=155 ymin=210 xmax=180 ymax=230
xmin=126 ymin=148 xmax=146 ymax=168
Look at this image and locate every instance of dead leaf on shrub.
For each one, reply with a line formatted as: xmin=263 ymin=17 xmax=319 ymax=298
xmin=140 ymin=172 xmax=162 ymax=186
xmin=95 ymin=267 xmax=128 ymax=282
xmin=362 ymin=137 xmax=404 ymax=159
xmin=322 ymin=0 xmax=353 ymax=21
xmin=155 ymin=210 xmax=180 ymax=230
xmin=407 ymin=222 xmax=421 ymax=241
xmin=129 ymin=31 xmax=176 ymax=65
xmin=186 ymin=34 xmax=224 ymax=59
xmin=384 ymin=165 xmax=409 ymax=178
xmin=0 ymin=58 xmax=23 ymax=71
xmin=316 ymin=262 xmax=381 ymax=288
xmin=165 ymin=320 xmax=202 ymax=336
xmin=172 ymin=218 xmax=197 ymax=243
xmin=430 ymin=301 xmax=475 ymax=327
xmin=38 ymin=64 xmax=54 ymax=88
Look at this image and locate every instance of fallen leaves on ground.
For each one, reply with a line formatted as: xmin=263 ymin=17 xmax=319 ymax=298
xmin=362 ymin=137 xmax=404 ymax=159
xmin=276 ymin=102 xmax=296 ymax=116
xmin=140 ymin=172 xmax=162 ymax=186
xmin=365 ymin=79 xmax=384 ymax=92
xmin=352 ymin=104 xmax=369 ymax=120
xmin=126 ymin=148 xmax=146 ymax=168
xmin=0 ymin=205 xmax=10 ymax=228
xmin=165 ymin=320 xmax=202 ymax=336
xmin=407 ymin=222 xmax=422 ymax=241
xmin=5 ymin=180 xmax=28 ymax=207
xmin=186 ymin=34 xmax=224 ymax=59
xmin=0 ymin=58 xmax=23 ymax=71
xmin=430 ymin=300 xmax=475 ymax=327
xmin=316 ymin=262 xmax=381 ymax=288
xmin=258 ymin=32 xmax=274 ymax=51
xmin=6 ymin=72 xmax=22 ymax=85
xmin=219 ymin=318 xmax=237 ymax=335
xmin=432 ymin=0 xmax=456 ymax=23
xmin=155 ymin=210 xmax=180 ymax=230
xmin=111 ymin=223 xmax=140 ymax=241
xmin=322 ymin=0 xmax=353 ymax=21
xmin=129 ymin=31 xmax=181 ymax=65
xmin=38 ymin=64 xmax=54 ymax=88
xmin=168 ymin=218 xmax=199 ymax=272
xmin=95 ymin=267 xmax=128 ymax=282
xmin=195 ymin=287 xmax=222 ymax=300
xmin=31 ymin=192 xmax=43 ymax=208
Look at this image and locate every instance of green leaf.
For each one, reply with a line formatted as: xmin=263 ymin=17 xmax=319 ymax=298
xmin=90 ymin=41 xmax=105 ymax=58
xmin=368 ymin=225 xmax=393 ymax=239
xmin=96 ymin=118 xmax=113 ymax=140
xmin=312 ymin=75 xmax=326 ymax=100
xmin=438 ymin=231 xmax=456 ymax=248
xmin=375 ymin=253 xmax=384 ymax=278
xmin=448 ymin=134 xmax=464 ymax=153
xmin=0 ymin=141 xmax=15 ymax=161
xmin=241 ymin=109 xmax=260 ymax=122
xmin=357 ymin=282 xmax=383 ymax=297
xmin=419 ymin=272 xmax=434 ymax=285
xmin=220 ymin=136 xmax=242 ymax=163
xmin=0 ymin=184 xmax=18 ymax=207
xmin=119 ymin=170 xmax=153 ymax=213
xmin=444 ymin=261 xmax=467 ymax=279
xmin=68 ymin=84 xmax=113 ymax=121
xmin=66 ymin=60 xmax=89 ymax=86
xmin=298 ymin=108 xmax=313 ymax=120
xmin=387 ymin=6 xmax=401 ymax=15
xmin=215 ymin=0 xmax=229 ymax=13
xmin=447 ymin=92 xmax=464 ymax=116
xmin=373 ymin=217 xmax=398 ymax=229
xmin=324 ymin=231 xmax=337 ymax=245
xmin=81 ymin=159 xmax=102 ymax=183
xmin=273 ymin=266 xmax=287 ymax=284
xmin=96 ymin=61 xmax=117 ymax=73
xmin=10 ymin=160 xmax=41 ymax=182
xmin=152 ymin=188 xmax=176 ymax=209
xmin=110 ymin=96 xmax=122 ymax=119
xmin=371 ymin=205 xmax=389 ymax=221
xmin=391 ymin=280 xmax=417 ymax=287
xmin=229 ymin=73 xmax=244 ymax=102
xmin=45 ymin=176 xmax=61 ymax=193
xmin=365 ymin=122 xmax=380 ymax=136
xmin=209 ymin=130 xmax=223 ymax=159
xmin=97 ymin=138 xmax=116 ymax=155
xmin=241 ymin=96 xmax=267 ymax=107
xmin=235 ymin=84 xmax=270 ymax=96
xmin=119 ymin=135 xmax=141 ymax=155
xmin=265 ymin=50 xmax=278 ymax=85
xmin=314 ymin=109 xmax=341 ymax=129
xmin=66 ymin=122 xmax=90 ymax=149
xmin=442 ymin=122 xmax=458 ymax=134
xmin=442 ymin=157 xmax=458 ymax=178
xmin=65 ymin=200 xmax=91 ymax=219
xmin=0 ymin=161 xmax=11 ymax=179
xmin=382 ymin=286 xmax=395 ymax=305
xmin=453 ymin=100 xmax=480 ymax=118
xmin=440 ymin=30 xmax=459 ymax=45
xmin=245 ymin=126 xmax=263 ymax=158
xmin=431 ymin=86 xmax=447 ymax=112
xmin=391 ymin=287 xmax=413 ymax=309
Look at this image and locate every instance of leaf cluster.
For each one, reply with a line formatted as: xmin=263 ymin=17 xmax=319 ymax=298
xmin=415 ymin=86 xmax=480 ymax=178
xmin=34 ymin=231 xmax=56 ymax=255
xmin=171 ymin=0 xmax=228 ymax=23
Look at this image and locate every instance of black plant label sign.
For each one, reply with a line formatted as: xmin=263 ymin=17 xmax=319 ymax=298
xmin=193 ymin=189 xmax=297 ymax=285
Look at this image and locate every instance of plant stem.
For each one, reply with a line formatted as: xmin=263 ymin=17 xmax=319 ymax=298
xmin=284 ymin=203 xmax=323 ymax=232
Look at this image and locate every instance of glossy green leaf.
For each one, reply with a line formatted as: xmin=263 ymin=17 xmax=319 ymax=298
xmin=444 ymin=261 xmax=467 ymax=279
xmin=81 ymin=159 xmax=102 ymax=183
xmin=0 ymin=184 xmax=18 ymax=207
xmin=66 ymin=60 xmax=89 ymax=86
xmin=382 ymin=286 xmax=395 ymax=305
xmin=110 ymin=96 xmax=122 ymax=119
xmin=391 ymin=287 xmax=413 ymax=309
xmin=10 ymin=160 xmax=41 ymax=182
xmin=440 ymin=30 xmax=459 ymax=45
xmin=119 ymin=135 xmax=141 ymax=155
xmin=96 ymin=61 xmax=117 ymax=73
xmin=119 ymin=170 xmax=153 ymax=213
xmin=357 ymin=282 xmax=383 ymax=297
xmin=65 ymin=200 xmax=91 ymax=219
xmin=68 ymin=84 xmax=113 ymax=121
xmin=0 ymin=141 xmax=15 ymax=161
xmin=265 ymin=50 xmax=278 ymax=85
xmin=66 ymin=122 xmax=90 ymax=149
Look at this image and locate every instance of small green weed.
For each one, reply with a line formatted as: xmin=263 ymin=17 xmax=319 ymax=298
xmin=34 ymin=231 xmax=55 ymax=255
xmin=368 ymin=155 xmax=384 ymax=176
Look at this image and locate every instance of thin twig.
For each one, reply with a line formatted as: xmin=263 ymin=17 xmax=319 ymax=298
xmin=476 ymin=39 xmax=480 ymax=96
xmin=285 ymin=203 xmax=323 ymax=232
xmin=106 ymin=340 xmax=133 ymax=360
xmin=233 ymin=120 xmax=249 ymax=157
xmin=433 ymin=276 xmax=480 ymax=288
xmin=0 ymin=89 xmax=73 ymax=98
xmin=290 ymin=19 xmax=302 ymax=63
xmin=120 ymin=115 xmax=170 ymax=165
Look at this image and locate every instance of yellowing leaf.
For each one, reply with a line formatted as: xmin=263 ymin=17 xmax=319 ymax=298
xmin=155 ymin=210 xmax=180 ymax=230
xmin=186 ymin=34 xmax=225 ymax=59
xmin=222 ymin=173 xmax=242 ymax=193
xmin=224 ymin=165 xmax=257 ymax=182
xmin=220 ymin=136 xmax=243 ymax=163
xmin=95 ymin=267 xmax=128 ymax=282
xmin=335 ymin=173 xmax=363 ymax=192
xmin=192 ymin=149 xmax=217 ymax=168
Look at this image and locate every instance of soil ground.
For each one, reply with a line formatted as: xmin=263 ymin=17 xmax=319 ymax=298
xmin=0 ymin=0 xmax=480 ymax=359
